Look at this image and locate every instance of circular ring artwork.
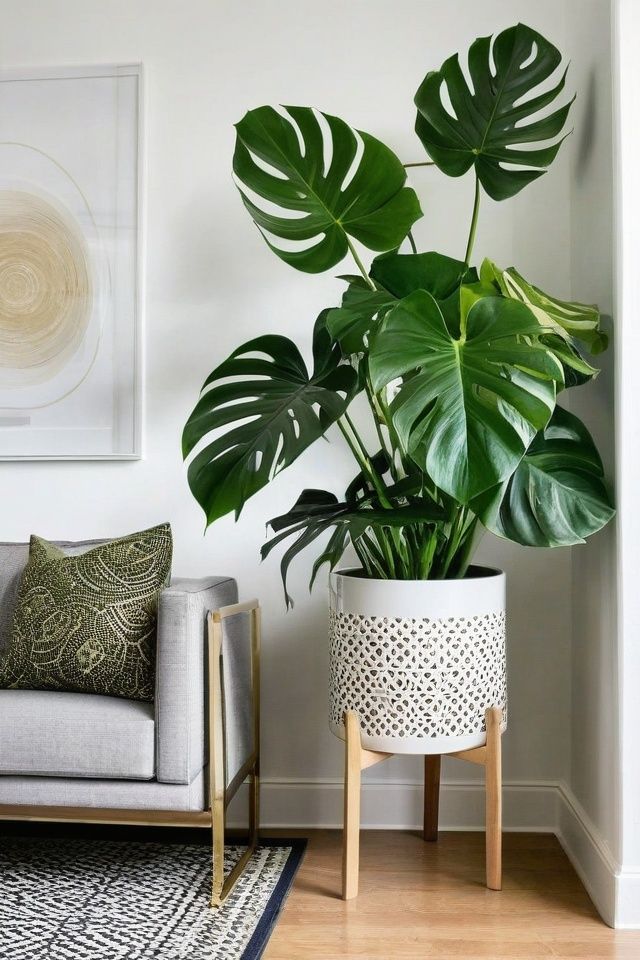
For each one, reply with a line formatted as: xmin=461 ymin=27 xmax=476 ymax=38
xmin=0 ymin=142 xmax=107 ymax=411
xmin=0 ymin=190 xmax=92 ymax=387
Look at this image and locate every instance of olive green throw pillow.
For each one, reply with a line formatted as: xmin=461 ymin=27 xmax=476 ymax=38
xmin=0 ymin=523 xmax=172 ymax=702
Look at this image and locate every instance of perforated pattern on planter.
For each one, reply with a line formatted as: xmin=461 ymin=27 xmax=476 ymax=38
xmin=329 ymin=611 xmax=507 ymax=742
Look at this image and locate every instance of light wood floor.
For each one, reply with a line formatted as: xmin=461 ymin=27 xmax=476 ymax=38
xmin=263 ymin=831 xmax=640 ymax=959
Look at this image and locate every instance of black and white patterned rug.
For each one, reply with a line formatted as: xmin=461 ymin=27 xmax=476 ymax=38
xmin=0 ymin=831 xmax=305 ymax=959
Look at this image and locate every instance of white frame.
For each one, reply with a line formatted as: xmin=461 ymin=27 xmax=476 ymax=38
xmin=0 ymin=63 xmax=144 ymax=461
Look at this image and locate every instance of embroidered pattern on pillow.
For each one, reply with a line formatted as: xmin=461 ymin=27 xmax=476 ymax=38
xmin=0 ymin=523 xmax=172 ymax=701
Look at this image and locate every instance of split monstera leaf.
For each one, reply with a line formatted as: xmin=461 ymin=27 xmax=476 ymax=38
xmin=183 ymin=21 xmax=614 ymax=603
xmin=414 ymin=22 xmax=574 ymax=201
xmin=233 ymin=105 xmax=422 ymax=273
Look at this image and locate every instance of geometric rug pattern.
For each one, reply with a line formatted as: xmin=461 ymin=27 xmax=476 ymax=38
xmin=0 ymin=836 xmax=305 ymax=960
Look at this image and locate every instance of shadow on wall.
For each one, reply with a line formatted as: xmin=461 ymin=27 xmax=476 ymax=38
xmin=574 ymin=69 xmax=598 ymax=184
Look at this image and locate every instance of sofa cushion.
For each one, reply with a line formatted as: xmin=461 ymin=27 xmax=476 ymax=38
xmin=0 ymin=524 xmax=173 ymax=701
xmin=0 ymin=769 xmax=205 ymax=811
xmin=0 ymin=689 xmax=155 ymax=779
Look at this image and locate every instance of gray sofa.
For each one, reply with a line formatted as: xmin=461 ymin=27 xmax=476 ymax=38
xmin=0 ymin=539 xmax=260 ymax=906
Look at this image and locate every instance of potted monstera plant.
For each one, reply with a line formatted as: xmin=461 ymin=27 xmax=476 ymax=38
xmin=183 ymin=23 xmax=614 ymax=755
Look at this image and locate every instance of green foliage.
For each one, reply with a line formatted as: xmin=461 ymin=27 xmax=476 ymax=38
xmin=182 ymin=316 xmax=358 ymax=526
xmin=183 ymin=22 xmax=615 ymax=603
xmin=325 ymin=280 xmax=395 ymax=354
xmin=368 ymin=291 xmax=563 ymax=502
xmin=472 ymin=406 xmax=615 ymax=546
xmin=233 ymin=106 xmax=422 ymax=273
xmin=414 ymin=23 xmax=573 ymax=201
xmin=480 ymin=259 xmax=607 ymax=353
xmin=262 ymin=485 xmax=449 ymax=607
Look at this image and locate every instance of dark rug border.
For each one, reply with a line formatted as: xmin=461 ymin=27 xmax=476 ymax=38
xmin=242 ymin=838 xmax=307 ymax=960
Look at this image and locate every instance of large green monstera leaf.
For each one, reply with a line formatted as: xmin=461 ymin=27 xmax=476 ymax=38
xmin=480 ymin=259 xmax=607 ymax=353
xmin=414 ymin=23 xmax=573 ymax=201
xmin=233 ymin=105 xmax=422 ymax=273
xmin=182 ymin=318 xmax=358 ymax=526
xmin=368 ymin=290 xmax=563 ymax=503
xmin=473 ymin=406 xmax=615 ymax=546
xmin=325 ymin=278 xmax=396 ymax=355
xmin=326 ymin=252 xmax=475 ymax=355
xmin=370 ymin=250 xmax=472 ymax=301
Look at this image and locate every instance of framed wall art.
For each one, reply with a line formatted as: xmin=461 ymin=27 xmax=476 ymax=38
xmin=0 ymin=64 xmax=142 ymax=459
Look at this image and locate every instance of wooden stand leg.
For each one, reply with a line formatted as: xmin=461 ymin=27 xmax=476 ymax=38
xmin=485 ymin=706 xmax=503 ymax=891
xmin=342 ymin=710 xmax=362 ymax=900
xmin=423 ymin=755 xmax=441 ymax=842
xmin=340 ymin=706 xmax=503 ymax=898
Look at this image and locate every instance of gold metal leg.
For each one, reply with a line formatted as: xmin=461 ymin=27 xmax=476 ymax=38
xmin=211 ymin=800 xmax=225 ymax=907
xmin=208 ymin=600 xmax=261 ymax=908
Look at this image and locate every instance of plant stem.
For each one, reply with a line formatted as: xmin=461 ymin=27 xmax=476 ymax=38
xmin=337 ymin=417 xmax=368 ymax=473
xmin=337 ymin=416 xmax=391 ymax=509
xmin=344 ymin=410 xmax=372 ymax=463
xmin=352 ymin=535 xmax=378 ymax=578
xmin=358 ymin=531 xmax=388 ymax=578
xmin=464 ymin=174 xmax=481 ymax=267
xmin=365 ymin=374 xmax=399 ymax=482
xmin=407 ymin=230 xmax=418 ymax=254
xmin=440 ymin=505 xmax=468 ymax=578
xmin=417 ymin=529 xmax=438 ymax=579
xmin=346 ymin=238 xmax=375 ymax=290
xmin=373 ymin=528 xmax=398 ymax=579
xmin=403 ymin=161 xmax=436 ymax=168
xmin=454 ymin=516 xmax=480 ymax=578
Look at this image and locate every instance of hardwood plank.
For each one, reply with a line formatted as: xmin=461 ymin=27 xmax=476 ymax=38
xmin=263 ymin=831 xmax=640 ymax=960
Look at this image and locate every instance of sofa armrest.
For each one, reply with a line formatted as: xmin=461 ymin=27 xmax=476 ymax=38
xmin=156 ymin=576 xmax=253 ymax=786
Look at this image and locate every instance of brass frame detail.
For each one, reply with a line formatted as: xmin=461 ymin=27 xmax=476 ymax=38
xmin=0 ymin=597 xmax=262 ymax=910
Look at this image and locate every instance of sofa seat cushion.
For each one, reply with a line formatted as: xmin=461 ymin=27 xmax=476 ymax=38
xmin=0 ymin=689 xmax=155 ymax=780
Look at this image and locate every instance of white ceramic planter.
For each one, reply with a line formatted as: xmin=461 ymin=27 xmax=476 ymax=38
xmin=329 ymin=566 xmax=507 ymax=754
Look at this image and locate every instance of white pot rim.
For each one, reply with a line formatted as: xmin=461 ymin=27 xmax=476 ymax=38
xmin=332 ymin=563 xmax=504 ymax=584
xmin=330 ymin=564 xmax=505 ymax=621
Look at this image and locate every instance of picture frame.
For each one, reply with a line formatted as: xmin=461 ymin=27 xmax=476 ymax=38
xmin=0 ymin=63 xmax=143 ymax=460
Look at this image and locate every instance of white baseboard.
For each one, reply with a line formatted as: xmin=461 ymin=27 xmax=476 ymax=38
xmin=555 ymin=782 xmax=640 ymax=929
xmin=249 ymin=777 xmax=558 ymax=831
xmin=615 ymin=871 xmax=640 ymax=928
xmin=556 ymin=782 xmax=618 ymax=927
xmin=229 ymin=776 xmax=640 ymax=928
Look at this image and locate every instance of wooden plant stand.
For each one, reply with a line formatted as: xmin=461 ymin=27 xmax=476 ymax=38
xmin=342 ymin=706 xmax=503 ymax=900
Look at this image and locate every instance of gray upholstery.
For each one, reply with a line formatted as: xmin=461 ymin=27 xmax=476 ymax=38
xmin=0 ymin=768 xmax=206 ymax=811
xmin=0 ymin=538 xmax=254 ymax=812
xmin=0 ymin=690 xmax=155 ymax=779
xmin=0 ymin=542 xmax=28 ymax=656
xmin=156 ymin=576 xmax=234 ymax=784
xmin=156 ymin=577 xmax=253 ymax=787
xmin=221 ymin=611 xmax=254 ymax=788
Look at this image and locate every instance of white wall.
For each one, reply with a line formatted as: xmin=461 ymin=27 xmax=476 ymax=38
xmin=559 ymin=0 xmax=620 ymax=926
xmin=611 ymin=0 xmax=640 ymax=927
xmin=0 ymin=0 xmax=593 ymax=835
